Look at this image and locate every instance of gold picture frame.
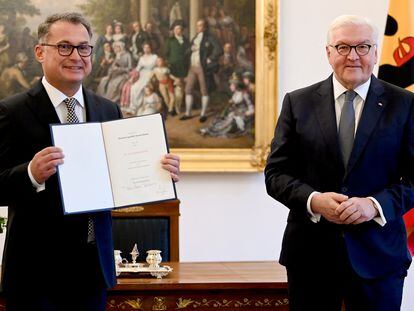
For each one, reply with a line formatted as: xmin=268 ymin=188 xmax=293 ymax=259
xmin=0 ymin=0 xmax=277 ymax=172
xmin=175 ymin=0 xmax=278 ymax=172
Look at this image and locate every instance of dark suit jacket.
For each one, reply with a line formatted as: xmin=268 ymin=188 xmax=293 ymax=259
xmin=164 ymin=35 xmax=190 ymax=78
xmin=132 ymin=30 xmax=149 ymax=55
xmin=0 ymin=81 xmax=122 ymax=292
xmin=190 ymin=31 xmax=223 ymax=92
xmin=265 ymin=75 xmax=414 ymax=279
xmin=197 ymin=31 xmax=223 ymax=75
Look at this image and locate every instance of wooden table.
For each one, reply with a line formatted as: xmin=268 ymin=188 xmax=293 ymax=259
xmin=107 ymin=261 xmax=289 ymax=310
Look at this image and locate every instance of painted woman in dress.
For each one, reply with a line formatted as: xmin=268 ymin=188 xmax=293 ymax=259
xmin=96 ymin=41 xmax=132 ymax=102
xmin=93 ymin=24 xmax=114 ymax=68
xmin=137 ymin=84 xmax=161 ymax=116
xmin=128 ymin=43 xmax=158 ymax=115
xmin=200 ymin=76 xmax=254 ymax=138
xmin=95 ymin=42 xmax=114 ymax=79
xmin=113 ymin=23 xmax=128 ymax=48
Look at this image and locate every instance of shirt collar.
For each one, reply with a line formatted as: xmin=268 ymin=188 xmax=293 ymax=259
xmin=41 ymin=76 xmax=85 ymax=109
xmin=196 ymin=32 xmax=203 ymax=40
xmin=332 ymin=75 xmax=371 ymax=101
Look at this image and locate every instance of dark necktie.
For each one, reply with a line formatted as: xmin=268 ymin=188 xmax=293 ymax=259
xmin=65 ymin=97 xmax=79 ymax=123
xmin=338 ymin=90 xmax=357 ymax=168
xmin=64 ymin=98 xmax=95 ymax=243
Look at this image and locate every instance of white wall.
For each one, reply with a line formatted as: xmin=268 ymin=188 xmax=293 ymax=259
xmin=0 ymin=0 xmax=411 ymax=309
xmin=177 ymin=173 xmax=287 ymax=262
xmin=178 ymin=0 xmax=413 ymax=310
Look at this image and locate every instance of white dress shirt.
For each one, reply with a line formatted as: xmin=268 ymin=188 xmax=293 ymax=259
xmin=306 ymin=75 xmax=386 ymax=226
xmin=28 ymin=77 xmax=86 ymax=192
xmin=175 ymin=34 xmax=184 ymax=45
xmin=190 ymin=32 xmax=203 ymax=67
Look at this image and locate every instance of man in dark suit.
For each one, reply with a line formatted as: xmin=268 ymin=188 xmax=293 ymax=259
xmin=130 ymin=21 xmax=149 ymax=64
xmin=0 ymin=13 xmax=180 ymax=311
xmin=265 ymin=15 xmax=414 ymax=311
xmin=180 ymin=19 xmax=222 ymax=123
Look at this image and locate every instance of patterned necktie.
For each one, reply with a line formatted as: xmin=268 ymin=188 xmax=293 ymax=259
xmin=64 ymin=97 xmax=79 ymax=123
xmin=64 ymin=98 xmax=95 ymax=243
xmin=338 ymin=90 xmax=357 ymax=168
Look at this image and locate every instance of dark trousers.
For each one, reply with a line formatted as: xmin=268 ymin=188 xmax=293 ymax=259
xmin=5 ymin=243 xmax=107 ymax=311
xmin=286 ymin=239 xmax=405 ymax=311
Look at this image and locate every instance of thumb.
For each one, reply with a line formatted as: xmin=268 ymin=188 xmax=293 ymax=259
xmin=330 ymin=192 xmax=348 ymax=202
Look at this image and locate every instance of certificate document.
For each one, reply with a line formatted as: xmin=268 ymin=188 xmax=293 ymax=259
xmin=51 ymin=113 xmax=177 ymax=214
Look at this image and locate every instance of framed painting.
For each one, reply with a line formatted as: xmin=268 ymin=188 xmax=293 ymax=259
xmin=0 ymin=0 xmax=277 ymax=172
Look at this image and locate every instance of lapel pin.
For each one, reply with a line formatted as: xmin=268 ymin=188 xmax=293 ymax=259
xmin=378 ymin=102 xmax=383 ymax=107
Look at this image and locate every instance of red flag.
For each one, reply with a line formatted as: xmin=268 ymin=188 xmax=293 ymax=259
xmin=404 ymin=209 xmax=414 ymax=255
xmin=378 ymin=0 xmax=414 ymax=255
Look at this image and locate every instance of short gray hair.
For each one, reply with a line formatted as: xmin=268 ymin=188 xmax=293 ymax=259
xmin=327 ymin=15 xmax=378 ymax=45
xmin=38 ymin=12 xmax=93 ymax=43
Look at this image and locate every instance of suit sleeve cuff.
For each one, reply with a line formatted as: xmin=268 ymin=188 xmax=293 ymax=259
xmin=307 ymin=191 xmax=321 ymax=223
xmin=28 ymin=161 xmax=45 ymax=192
xmin=368 ymin=196 xmax=386 ymax=226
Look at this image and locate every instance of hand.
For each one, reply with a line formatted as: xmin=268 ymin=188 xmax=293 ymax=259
xmin=30 ymin=147 xmax=64 ymax=184
xmin=335 ymin=197 xmax=378 ymax=225
xmin=310 ymin=192 xmax=349 ymax=224
xmin=161 ymin=153 xmax=180 ymax=182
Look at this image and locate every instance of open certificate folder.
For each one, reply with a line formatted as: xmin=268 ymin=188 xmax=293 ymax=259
xmin=50 ymin=113 xmax=177 ymax=214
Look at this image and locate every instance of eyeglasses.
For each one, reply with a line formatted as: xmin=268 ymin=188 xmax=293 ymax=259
xmin=41 ymin=43 xmax=93 ymax=57
xmin=328 ymin=43 xmax=375 ymax=56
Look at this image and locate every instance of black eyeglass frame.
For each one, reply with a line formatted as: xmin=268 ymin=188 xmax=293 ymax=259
xmin=328 ymin=43 xmax=376 ymax=56
xmin=40 ymin=43 xmax=94 ymax=57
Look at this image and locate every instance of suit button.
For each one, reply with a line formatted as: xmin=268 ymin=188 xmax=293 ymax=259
xmin=341 ymin=187 xmax=348 ymax=193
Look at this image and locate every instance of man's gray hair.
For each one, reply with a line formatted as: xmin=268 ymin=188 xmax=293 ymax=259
xmin=327 ymin=15 xmax=378 ymax=45
xmin=38 ymin=12 xmax=93 ymax=43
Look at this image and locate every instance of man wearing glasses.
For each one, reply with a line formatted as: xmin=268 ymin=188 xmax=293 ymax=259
xmin=265 ymin=15 xmax=414 ymax=311
xmin=0 ymin=13 xmax=180 ymax=310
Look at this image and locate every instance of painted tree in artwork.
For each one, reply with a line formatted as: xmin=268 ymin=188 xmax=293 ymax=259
xmin=0 ymin=0 xmax=40 ymax=27
xmin=0 ymin=0 xmax=40 ymax=66
xmin=208 ymin=0 xmax=255 ymax=29
xmin=79 ymin=0 xmax=137 ymax=34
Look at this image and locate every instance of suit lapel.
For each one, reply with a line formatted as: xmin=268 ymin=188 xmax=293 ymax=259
xmin=345 ymin=76 xmax=386 ymax=177
xmin=84 ymin=88 xmax=101 ymax=122
xmin=314 ymin=76 xmax=344 ymax=169
xmin=27 ymin=82 xmax=102 ymax=125
xmin=26 ymin=80 xmax=60 ymax=128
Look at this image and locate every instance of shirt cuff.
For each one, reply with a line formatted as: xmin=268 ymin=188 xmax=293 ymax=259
xmin=28 ymin=161 xmax=45 ymax=192
xmin=307 ymin=191 xmax=321 ymax=223
xmin=368 ymin=196 xmax=386 ymax=226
